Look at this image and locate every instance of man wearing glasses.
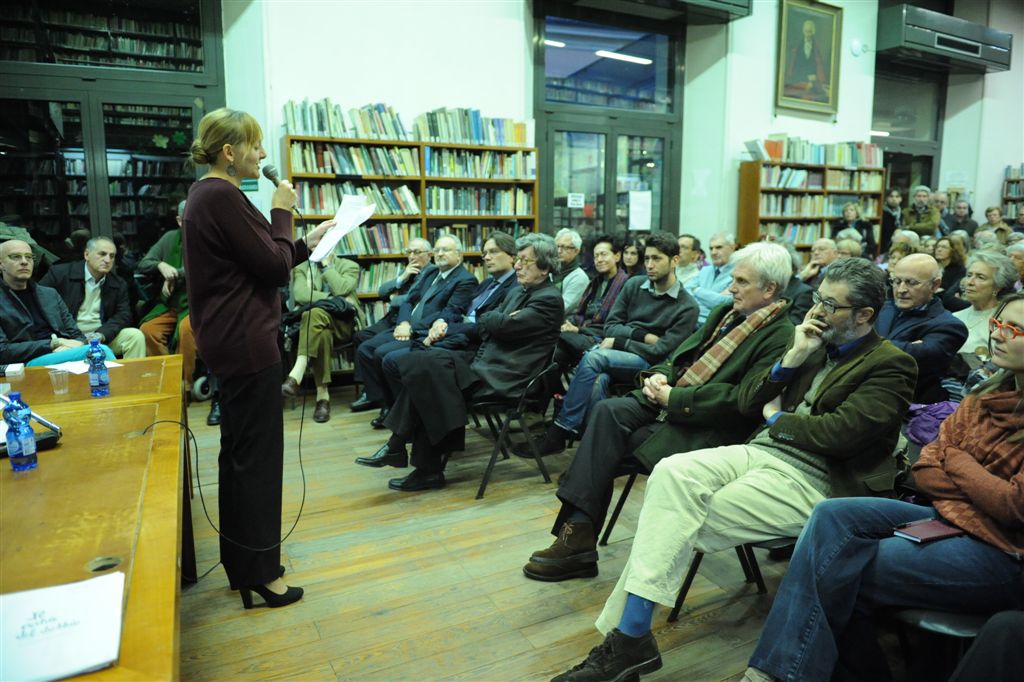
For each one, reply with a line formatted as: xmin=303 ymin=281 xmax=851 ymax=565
xmin=0 ymin=239 xmax=115 ymax=365
xmin=549 ymin=257 xmax=917 ymax=682
xmin=553 ymin=228 xmax=589 ymax=314
xmin=874 ymin=253 xmax=967 ymax=402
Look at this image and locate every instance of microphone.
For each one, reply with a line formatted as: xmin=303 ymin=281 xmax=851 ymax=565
xmin=262 ymin=164 xmax=303 ymax=218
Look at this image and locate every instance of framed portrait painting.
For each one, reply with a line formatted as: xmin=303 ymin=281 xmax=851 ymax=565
xmin=776 ymin=0 xmax=842 ymax=115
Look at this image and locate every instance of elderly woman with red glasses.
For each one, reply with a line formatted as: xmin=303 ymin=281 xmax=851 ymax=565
xmin=742 ymin=292 xmax=1024 ymax=682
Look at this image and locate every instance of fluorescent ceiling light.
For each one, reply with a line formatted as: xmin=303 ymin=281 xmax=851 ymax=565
xmin=544 ymin=39 xmax=566 ymax=48
xmin=595 ymin=50 xmax=652 ymax=65
xmin=870 ymin=130 xmax=891 ymax=137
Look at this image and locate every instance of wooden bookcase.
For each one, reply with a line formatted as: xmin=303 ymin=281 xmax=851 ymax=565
xmin=737 ymin=160 xmax=886 ymax=251
xmin=284 ymin=135 xmax=538 ymax=324
xmin=1002 ymin=164 xmax=1023 ymax=221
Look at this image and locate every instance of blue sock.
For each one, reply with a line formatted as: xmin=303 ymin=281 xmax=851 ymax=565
xmin=618 ymin=593 xmax=654 ymax=637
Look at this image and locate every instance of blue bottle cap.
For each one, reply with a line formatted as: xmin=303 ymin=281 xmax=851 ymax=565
xmin=8 ymin=391 xmax=20 ymax=401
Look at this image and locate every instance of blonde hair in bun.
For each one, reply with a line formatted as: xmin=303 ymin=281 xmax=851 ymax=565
xmin=188 ymin=108 xmax=263 ymax=167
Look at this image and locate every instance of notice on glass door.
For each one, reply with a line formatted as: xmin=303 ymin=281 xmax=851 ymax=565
xmin=567 ymin=193 xmax=585 ymax=209
xmin=628 ymin=191 xmax=652 ymax=231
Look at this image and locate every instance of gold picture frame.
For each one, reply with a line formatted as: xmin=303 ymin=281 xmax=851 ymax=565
xmin=776 ymin=0 xmax=843 ymax=115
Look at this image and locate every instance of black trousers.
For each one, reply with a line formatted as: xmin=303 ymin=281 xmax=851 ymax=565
xmin=949 ymin=612 xmax=1024 ymax=682
xmin=355 ymin=330 xmax=410 ymax=404
xmin=216 ymin=362 xmax=284 ymax=587
xmin=553 ymin=395 xmax=660 ymax=538
xmin=352 ymin=317 xmax=394 ymax=383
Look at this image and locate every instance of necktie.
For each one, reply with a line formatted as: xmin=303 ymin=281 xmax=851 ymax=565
xmin=411 ymin=274 xmax=440 ymax=324
xmin=465 ymin=278 xmax=498 ymax=323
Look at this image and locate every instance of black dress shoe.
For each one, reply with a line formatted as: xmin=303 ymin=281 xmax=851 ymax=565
xmin=370 ymin=407 xmax=390 ymax=429
xmin=239 ymin=583 xmax=304 ymax=609
xmin=206 ymin=400 xmax=221 ymax=426
xmin=388 ymin=469 xmax=445 ymax=491
xmin=355 ymin=444 xmax=408 ymax=468
xmin=350 ymin=391 xmax=380 ymax=413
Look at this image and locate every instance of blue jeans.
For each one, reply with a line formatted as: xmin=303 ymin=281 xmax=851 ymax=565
xmin=555 ymin=347 xmax=649 ymax=434
xmin=27 ymin=344 xmax=115 ymax=367
xmin=749 ymin=498 xmax=1024 ymax=682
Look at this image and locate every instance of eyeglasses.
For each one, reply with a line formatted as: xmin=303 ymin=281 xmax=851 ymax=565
xmin=405 ymin=249 xmax=428 ymax=256
xmin=556 ymin=244 xmax=578 ymax=252
xmin=514 ymin=256 xmax=538 ymax=266
xmin=989 ymin=317 xmax=1024 ymax=340
xmin=888 ymin=277 xmax=927 ymax=289
xmin=812 ymin=291 xmax=858 ymax=315
xmin=4 ymin=253 xmax=34 ymax=263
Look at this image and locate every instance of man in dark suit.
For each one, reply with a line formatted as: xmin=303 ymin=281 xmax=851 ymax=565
xmin=522 ymin=242 xmax=795 ymax=582
xmin=354 ymin=233 xmax=564 ymax=492
xmin=38 ymin=236 xmax=145 ymax=358
xmin=350 ymin=234 xmax=477 ymax=415
xmin=367 ymin=231 xmax=519 ymax=428
xmin=874 ymin=253 xmax=967 ymax=402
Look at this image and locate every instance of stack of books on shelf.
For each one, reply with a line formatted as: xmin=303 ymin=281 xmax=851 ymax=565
xmin=762 ymin=222 xmax=821 ymax=245
xmin=295 ymin=181 xmax=420 ymax=216
xmin=760 ymin=166 xmax=822 ymax=189
xmin=289 ymin=141 xmax=420 ymax=176
xmin=424 ymin=187 xmax=532 ymax=216
xmin=746 ymin=136 xmax=883 ymax=167
xmin=424 ymin=147 xmax=535 ymax=179
xmin=759 ymin=194 xmax=826 ymax=217
xmin=339 ymin=222 xmax=425 ymax=256
xmin=431 ymin=224 xmax=532 ymax=253
xmin=356 ymin=261 xmax=405 ymax=295
xmin=284 ymin=99 xmax=410 ymax=140
xmin=411 ymin=108 xmax=528 ymax=146
xmin=825 ymin=169 xmax=884 ymax=191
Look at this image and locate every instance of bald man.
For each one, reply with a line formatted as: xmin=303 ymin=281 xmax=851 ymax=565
xmin=874 ymin=253 xmax=967 ymax=402
xmin=0 ymin=239 xmax=114 ymax=365
xmin=799 ymin=238 xmax=839 ymax=289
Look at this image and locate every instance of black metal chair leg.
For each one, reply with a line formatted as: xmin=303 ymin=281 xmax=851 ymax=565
xmin=743 ymin=544 xmax=768 ymax=594
xmin=735 ymin=545 xmax=755 ymax=583
xmin=669 ymin=551 xmax=704 ymax=622
xmin=520 ymin=413 xmax=551 ymax=483
xmin=599 ymin=473 xmax=637 ymax=546
xmin=476 ymin=437 xmax=503 ymax=500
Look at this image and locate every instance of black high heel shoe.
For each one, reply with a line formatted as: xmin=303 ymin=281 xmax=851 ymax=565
xmin=239 ymin=583 xmax=304 ymax=609
xmin=229 ymin=564 xmax=286 ymax=591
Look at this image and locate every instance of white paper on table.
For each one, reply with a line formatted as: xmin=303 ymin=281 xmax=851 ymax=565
xmin=628 ymin=191 xmax=652 ymax=232
xmin=44 ymin=360 xmax=123 ymax=375
xmin=0 ymin=571 xmax=125 ymax=682
xmin=309 ymin=194 xmax=376 ymax=263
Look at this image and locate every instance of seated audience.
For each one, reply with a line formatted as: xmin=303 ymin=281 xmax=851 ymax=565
xmin=883 ymin=242 xmax=914 ymax=273
xmin=523 ymin=232 xmax=699 ymax=456
xmin=949 ymin=199 xmax=979 ymax=235
xmin=39 ymin=236 xmax=145 ymax=359
xmin=280 ymin=250 xmax=362 ymax=423
xmin=830 ymin=202 xmax=876 ymax=258
xmin=983 ymin=206 xmax=1011 ymax=237
xmin=890 ymin=228 xmax=921 ymax=252
xmin=553 ymin=228 xmax=589 ymax=314
xmin=349 ymin=238 xmax=433 ymax=409
xmin=354 ymin=234 xmax=563 ymax=491
xmin=0 ymin=239 xmax=115 ymax=365
xmin=1013 ymin=210 xmax=1024 ymax=234
xmin=684 ymin=232 xmax=737 ymax=324
xmin=743 ymin=295 xmax=1024 ymax=681
xmin=557 ymin=234 xmax=628 ymax=365
xmin=137 ymin=200 xmax=198 ymax=391
xmin=777 ymin=241 xmax=813 ymax=324
xmin=549 ymin=258 xmax=917 ymax=681
xmin=674 ymin=234 xmax=702 ymax=286
xmin=975 ymin=228 xmax=1002 ymax=251
xmin=953 ymin=252 xmax=1018 ymax=355
xmin=875 ymin=254 xmax=967 ymax=402
xmin=835 ymin=238 xmax=862 ymax=259
xmin=932 ymin=190 xmax=951 ymax=234
xmin=920 ymin=235 xmax=937 ymax=256
xmin=880 ymin=188 xmax=902 ymax=255
xmin=798 ymin=238 xmax=838 ymax=289
xmin=1008 ymin=242 xmax=1024 ymax=288
xmin=523 ymin=243 xmax=794 ymax=582
xmin=949 ymin=229 xmax=971 ymax=254
xmin=352 ymin=234 xmax=476 ymax=419
xmin=904 ymin=185 xmax=941 ymax=238
xmin=621 ymin=236 xmax=644 ymax=277
xmin=934 ymin=236 xmax=967 ymax=308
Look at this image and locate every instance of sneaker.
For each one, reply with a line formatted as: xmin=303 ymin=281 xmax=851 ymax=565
xmin=550 ymin=629 xmax=662 ymax=682
xmin=529 ymin=520 xmax=597 ymax=565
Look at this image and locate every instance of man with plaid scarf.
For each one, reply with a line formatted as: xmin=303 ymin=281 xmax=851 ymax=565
xmin=544 ymin=256 xmax=918 ymax=682
xmin=524 ymin=242 xmax=796 ymax=583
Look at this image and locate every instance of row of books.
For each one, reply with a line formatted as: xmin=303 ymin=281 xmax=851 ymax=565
xmin=289 ymin=141 xmax=420 ymax=176
xmin=761 ymin=223 xmax=823 ymax=244
xmin=435 ymin=223 xmax=533 ymax=252
xmin=295 ymin=181 xmax=420 ymax=216
xmin=1004 ymin=182 xmax=1023 ymax=198
xmin=106 ymin=159 xmax=189 ymax=178
xmin=759 ymin=194 xmax=880 ymax=218
xmin=760 ymin=167 xmax=822 ymax=190
xmin=1005 ymin=163 xmax=1024 ymax=180
xmin=334 ymin=222 xmax=426 ymax=256
xmin=1004 ymin=203 xmax=1020 ymax=219
xmin=284 ymin=100 xmax=410 ymax=140
xmin=423 ymin=147 xmax=536 ymax=179
xmin=26 ymin=8 xmax=202 ymax=39
xmin=411 ymin=108 xmax=529 ymax=146
xmin=824 ymin=170 xmax=884 ymax=191
xmin=424 ymin=187 xmax=533 ymax=216
xmin=0 ymin=158 xmax=59 ymax=175
xmin=746 ymin=137 xmax=883 ymax=168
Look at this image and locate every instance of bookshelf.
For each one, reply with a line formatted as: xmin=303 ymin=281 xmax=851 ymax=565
xmin=285 ymin=135 xmax=538 ymax=323
xmin=737 ymin=160 xmax=886 ymax=250
xmin=1002 ymin=163 xmax=1023 ymax=220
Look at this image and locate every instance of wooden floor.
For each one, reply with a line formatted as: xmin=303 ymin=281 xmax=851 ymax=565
xmin=179 ymin=386 xmax=790 ymax=682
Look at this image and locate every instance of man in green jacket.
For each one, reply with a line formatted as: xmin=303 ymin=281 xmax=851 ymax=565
xmin=524 ymin=242 xmax=796 ymax=582
xmin=546 ymin=257 xmax=917 ymax=682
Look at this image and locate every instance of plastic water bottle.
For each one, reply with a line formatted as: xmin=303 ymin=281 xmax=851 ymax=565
xmin=87 ymin=338 xmax=110 ymax=397
xmin=3 ymin=391 xmax=37 ymax=473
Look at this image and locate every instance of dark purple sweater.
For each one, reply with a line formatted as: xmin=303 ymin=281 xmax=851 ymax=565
xmin=182 ymin=178 xmax=308 ymax=379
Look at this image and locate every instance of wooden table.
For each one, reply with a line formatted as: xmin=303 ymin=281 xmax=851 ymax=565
xmin=1 ymin=356 xmax=190 ymax=680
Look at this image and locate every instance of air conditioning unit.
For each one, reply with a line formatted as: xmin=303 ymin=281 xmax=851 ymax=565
xmin=877 ymin=4 xmax=1011 ymax=73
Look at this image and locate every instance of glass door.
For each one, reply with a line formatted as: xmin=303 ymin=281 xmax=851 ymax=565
xmin=552 ymin=129 xmax=606 ymax=243
xmin=615 ymin=134 xmax=664 ymax=232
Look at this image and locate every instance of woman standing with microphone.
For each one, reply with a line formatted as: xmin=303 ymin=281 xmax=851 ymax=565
xmin=183 ymin=108 xmax=334 ymax=609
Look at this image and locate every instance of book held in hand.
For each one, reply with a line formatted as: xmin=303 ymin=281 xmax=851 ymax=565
xmin=893 ymin=517 xmax=965 ymax=544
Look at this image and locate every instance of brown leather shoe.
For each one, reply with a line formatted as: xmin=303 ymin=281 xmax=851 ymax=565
xmin=313 ymin=399 xmax=330 ymax=423
xmin=522 ymin=558 xmax=598 ymax=582
xmin=529 ymin=520 xmax=598 ymax=564
xmin=281 ymin=376 xmax=299 ymax=397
